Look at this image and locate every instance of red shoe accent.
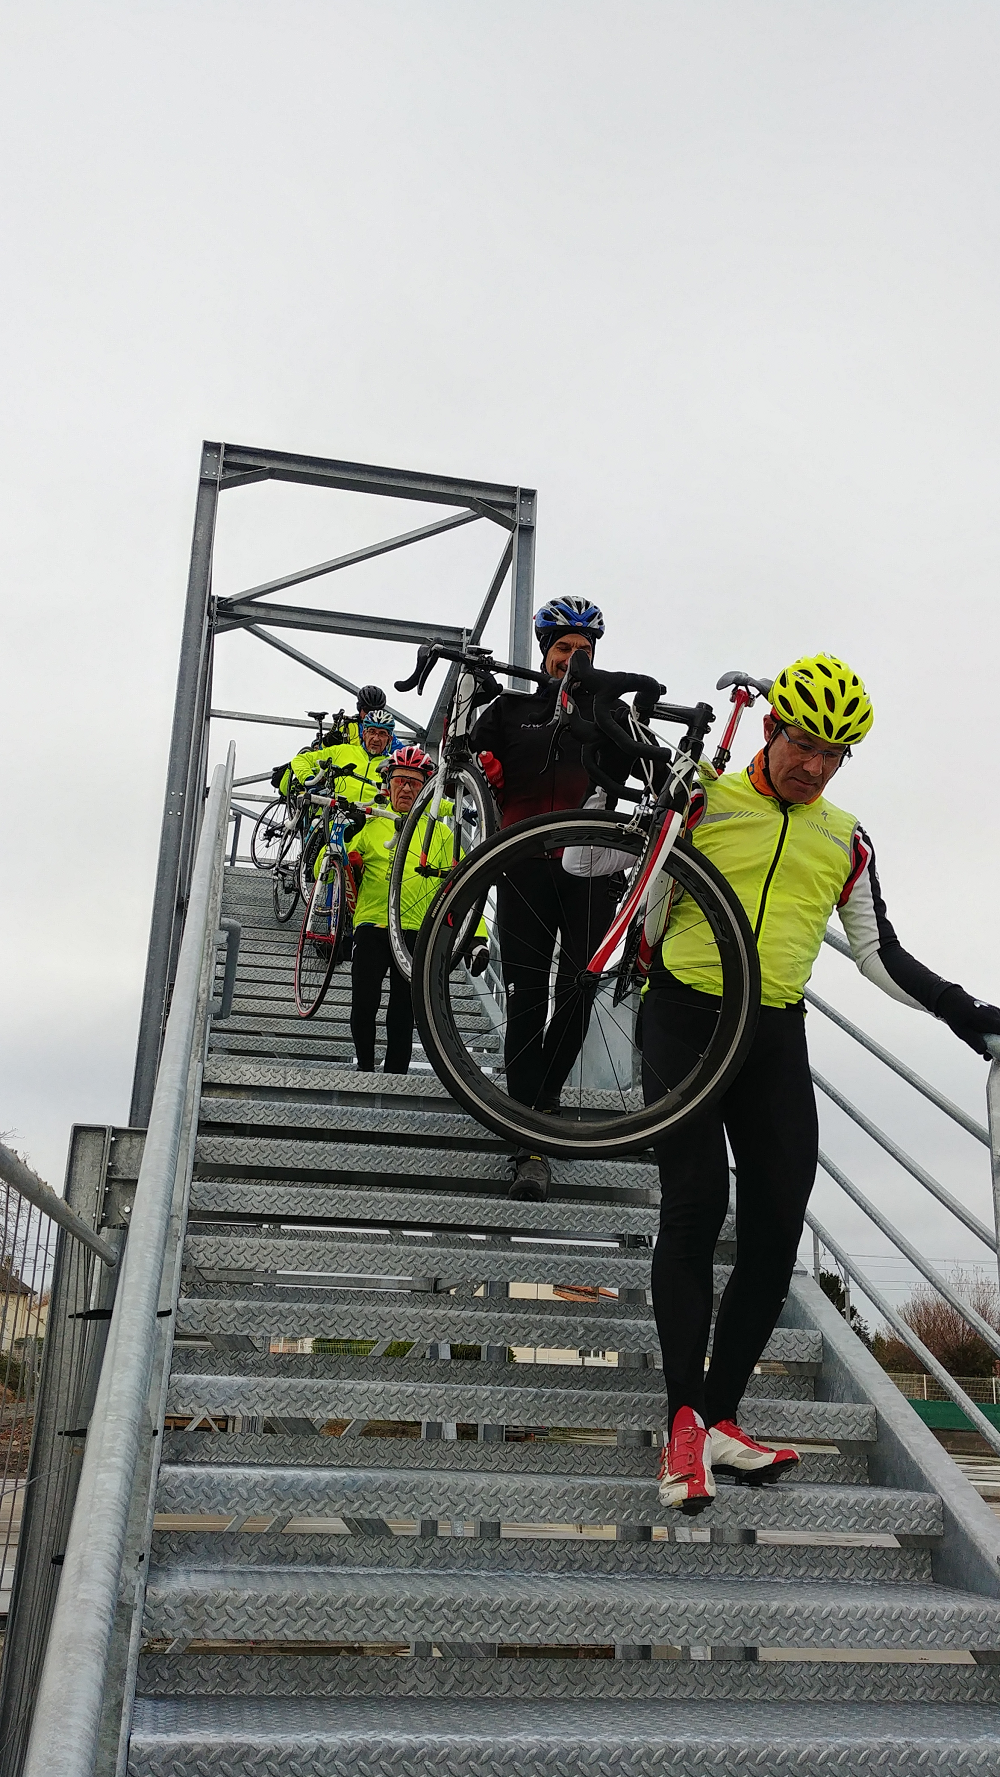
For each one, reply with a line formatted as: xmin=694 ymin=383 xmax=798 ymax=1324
xmin=657 ymin=1407 xmax=716 ymax=1515
xmin=709 ymin=1419 xmax=799 ymax=1483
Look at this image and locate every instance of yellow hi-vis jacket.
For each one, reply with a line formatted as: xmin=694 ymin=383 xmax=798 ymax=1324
xmin=351 ymin=805 xmax=487 ymax=937
xmin=662 ymin=754 xmax=864 ymax=1008
xmin=287 ymin=739 xmax=388 ymax=802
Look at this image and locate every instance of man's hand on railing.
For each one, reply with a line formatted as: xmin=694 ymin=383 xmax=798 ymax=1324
xmin=936 ymin=984 xmax=1000 ymax=1059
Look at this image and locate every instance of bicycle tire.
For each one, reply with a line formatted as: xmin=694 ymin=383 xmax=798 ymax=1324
xmin=250 ymin=798 xmax=288 ymax=870
xmin=298 ymin=823 xmax=326 ymax=903
xmin=411 ymin=809 xmax=760 ymax=1156
xmin=386 ymin=763 xmax=498 ymax=981
xmin=272 ymin=825 xmax=303 ymax=923
xmin=294 ymin=855 xmax=345 ymax=1016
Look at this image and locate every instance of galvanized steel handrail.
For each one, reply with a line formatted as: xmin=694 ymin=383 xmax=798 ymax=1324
xmin=23 ymin=746 xmax=235 ymax=1777
xmin=817 ymin=1148 xmax=1000 ymax=1362
xmin=806 ymin=1209 xmax=1000 ymax=1460
xmin=811 ymin=1070 xmax=997 ymax=1253
xmin=0 ymin=1144 xmax=118 ymax=1268
xmin=813 ymin=929 xmax=990 ymax=1144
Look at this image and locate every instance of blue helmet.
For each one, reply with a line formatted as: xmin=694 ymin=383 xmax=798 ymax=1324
xmin=534 ymin=596 xmax=605 ymax=657
xmin=359 ymin=707 xmax=395 ymax=752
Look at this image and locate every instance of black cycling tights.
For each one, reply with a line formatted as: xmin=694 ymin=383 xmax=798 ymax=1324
xmin=642 ymin=986 xmax=818 ymax=1432
xmin=350 ymin=925 xmax=417 ymax=1074
xmin=496 ymin=858 xmax=614 ymax=1110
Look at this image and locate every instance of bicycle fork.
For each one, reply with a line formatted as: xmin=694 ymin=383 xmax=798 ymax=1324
xmin=584 ymin=806 xmax=684 ymax=979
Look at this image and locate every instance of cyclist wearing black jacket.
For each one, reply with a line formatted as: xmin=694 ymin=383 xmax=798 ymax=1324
xmin=470 ymin=596 xmax=630 ymax=1200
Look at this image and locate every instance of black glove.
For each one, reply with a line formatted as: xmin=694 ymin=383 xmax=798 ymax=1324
xmin=344 ymin=807 xmax=367 ymax=842
xmin=936 ymin=984 xmax=1000 ymax=1059
xmin=465 ymin=938 xmax=490 ymax=977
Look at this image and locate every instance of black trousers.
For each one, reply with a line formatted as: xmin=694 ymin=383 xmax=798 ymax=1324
xmin=641 ymin=985 xmax=818 ymax=1431
xmin=496 ymin=858 xmax=615 ymax=1109
xmin=350 ymin=926 xmax=417 ymax=1074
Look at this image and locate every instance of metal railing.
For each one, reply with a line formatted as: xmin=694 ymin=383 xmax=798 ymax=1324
xmin=0 ymin=1144 xmax=119 ymax=1777
xmin=22 ymin=746 xmax=235 ymax=1777
xmin=806 ymin=929 xmax=1000 ymax=1457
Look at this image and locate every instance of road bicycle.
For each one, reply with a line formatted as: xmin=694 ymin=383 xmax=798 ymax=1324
xmin=408 ymin=655 xmax=770 ymax=1157
xmin=294 ymin=790 xmax=372 ymax=1017
xmin=385 ymin=643 xmax=509 ymax=980
xmin=250 ymin=709 xmax=345 ymax=873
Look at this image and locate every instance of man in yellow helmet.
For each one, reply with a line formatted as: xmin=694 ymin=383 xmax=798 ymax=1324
xmin=648 ymin=653 xmax=1000 ymax=1515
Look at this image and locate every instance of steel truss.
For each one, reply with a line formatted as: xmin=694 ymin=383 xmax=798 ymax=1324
xmin=130 ymin=441 xmax=536 ymax=1125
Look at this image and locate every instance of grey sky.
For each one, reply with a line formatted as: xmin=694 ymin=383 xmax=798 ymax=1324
xmin=3 ymin=2 xmax=999 ymax=1313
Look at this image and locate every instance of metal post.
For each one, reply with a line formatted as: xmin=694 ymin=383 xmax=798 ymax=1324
xmin=986 ymin=1036 xmax=1000 ymax=1296
xmin=507 ymin=487 xmax=536 ymax=687
xmin=812 ymin=1230 xmax=821 ymax=1283
xmin=130 ymin=444 xmax=221 ymax=1126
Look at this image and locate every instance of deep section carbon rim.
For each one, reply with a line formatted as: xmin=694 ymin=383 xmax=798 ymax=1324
xmin=411 ymin=810 xmax=760 ymax=1156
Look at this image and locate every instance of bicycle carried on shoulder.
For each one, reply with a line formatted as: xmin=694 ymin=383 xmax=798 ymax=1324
xmin=407 ymin=655 xmax=770 ymax=1157
xmin=385 ymin=643 xmax=512 ymax=980
xmin=294 ymin=787 xmax=370 ymax=1017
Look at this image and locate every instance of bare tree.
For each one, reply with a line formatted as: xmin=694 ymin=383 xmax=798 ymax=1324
xmin=875 ymin=1270 xmax=1000 ymax=1378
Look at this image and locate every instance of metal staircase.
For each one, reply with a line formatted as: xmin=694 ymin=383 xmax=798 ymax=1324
xmin=122 ymin=866 xmax=1000 ymax=1773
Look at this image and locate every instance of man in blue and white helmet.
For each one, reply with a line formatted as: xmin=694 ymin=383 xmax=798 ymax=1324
xmin=471 ymin=594 xmax=637 ymax=1200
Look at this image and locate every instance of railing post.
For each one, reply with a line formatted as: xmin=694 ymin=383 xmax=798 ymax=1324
xmin=986 ymin=1036 xmax=1000 ymax=1296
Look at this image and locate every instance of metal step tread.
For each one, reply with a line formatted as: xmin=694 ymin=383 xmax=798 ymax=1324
xmin=141 ymin=1565 xmax=1000 ymax=1647
xmin=148 ymin=1530 xmax=926 ymax=1588
xmin=203 ymin=1056 xmax=456 ymax=1099
xmin=135 ymin=1650 xmax=1000 ymax=1705
xmin=187 ymin=1181 xmax=661 ymax=1232
xmin=154 ymin=1464 xmax=942 ymax=1535
xmin=175 ymin=1299 xmax=819 ymax=1369
xmin=160 ymin=1434 xmax=868 ymax=1485
xmin=181 ymin=1231 xmax=674 ymax=1286
xmin=170 ymin=1352 xmax=809 ymax=1404
xmin=197 ymin=1099 xmax=505 ymax=1147
xmin=166 ymin=1374 xmax=871 ymax=1442
xmin=193 ymin=1138 xmax=655 ymax=1193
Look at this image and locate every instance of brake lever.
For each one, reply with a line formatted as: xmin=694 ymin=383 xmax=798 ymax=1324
xmin=395 ymin=644 xmax=437 ymax=695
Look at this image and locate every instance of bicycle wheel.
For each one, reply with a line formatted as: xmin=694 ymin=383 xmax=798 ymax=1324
xmin=294 ymin=855 xmax=346 ymax=1016
xmin=411 ymin=809 xmax=760 ymax=1157
xmin=250 ymin=799 xmax=289 ymax=870
xmin=272 ymin=826 xmax=303 ymax=923
xmin=387 ymin=764 xmax=498 ymax=980
xmin=298 ymin=822 xmax=326 ymax=903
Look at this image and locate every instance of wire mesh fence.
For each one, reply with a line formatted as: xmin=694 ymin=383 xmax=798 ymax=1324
xmin=0 ymin=1147 xmax=119 ymax=1777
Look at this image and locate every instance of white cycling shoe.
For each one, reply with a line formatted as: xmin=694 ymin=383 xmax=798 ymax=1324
xmin=657 ymin=1407 xmax=716 ymax=1515
xmin=709 ymin=1418 xmax=799 ymax=1483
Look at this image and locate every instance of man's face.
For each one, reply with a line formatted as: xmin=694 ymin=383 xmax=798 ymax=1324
xmin=544 ymin=633 xmax=593 ymax=679
xmin=362 ymin=727 xmax=392 ymax=757
xmin=388 ymin=770 xmax=425 ymax=812
xmin=763 ymin=716 xmax=847 ymax=803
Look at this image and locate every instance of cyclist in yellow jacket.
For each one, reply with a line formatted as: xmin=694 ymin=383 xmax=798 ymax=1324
xmin=289 ymin=708 xmax=396 ymax=802
xmin=650 ymin=653 xmax=1000 ymax=1513
xmin=349 ymin=747 xmax=489 ymax=1073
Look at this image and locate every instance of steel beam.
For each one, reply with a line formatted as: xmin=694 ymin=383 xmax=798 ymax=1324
xmin=218 ymin=600 xmax=465 ymax=648
xmin=220 ymin=511 xmax=482 ymax=608
xmin=130 ymin=444 xmax=220 ymax=1127
xmin=507 ymin=487 xmax=537 ymax=687
xmin=213 ymin=441 xmax=521 ymax=517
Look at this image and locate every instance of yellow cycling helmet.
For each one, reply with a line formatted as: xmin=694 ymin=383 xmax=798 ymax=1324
xmin=770 ymin=653 xmax=874 ymax=747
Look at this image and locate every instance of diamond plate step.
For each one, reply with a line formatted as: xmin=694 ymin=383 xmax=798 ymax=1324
xmin=217 ymin=1014 xmax=499 ymax=1048
xmin=155 ymin=1464 xmax=940 ymax=1536
xmin=166 ymin=1369 xmax=868 ymax=1442
xmin=197 ymin=1098 xmax=506 ymax=1149
xmin=203 ymin=1056 xmax=456 ymax=1099
xmin=187 ymin=1179 xmax=661 ymax=1232
xmin=193 ymin=1138 xmax=656 ymax=1196
xmin=149 ymin=1529 xmax=926 ymax=1588
xmin=135 ymin=1651 xmax=1000 ymax=1706
xmin=175 ymin=1296 xmax=819 ymax=1370
xmin=141 ymin=1565 xmax=1000 ymax=1649
xmin=182 ymin=1229 xmax=673 ymax=1288
xmin=126 ymin=1694 xmax=1000 ymax=1776
xmin=160 ymin=1434 xmax=871 ymax=1487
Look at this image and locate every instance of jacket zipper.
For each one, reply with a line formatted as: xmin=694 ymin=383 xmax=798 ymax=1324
xmin=753 ymin=804 xmax=790 ymax=941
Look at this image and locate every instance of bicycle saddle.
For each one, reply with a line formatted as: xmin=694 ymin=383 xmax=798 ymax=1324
xmin=716 ymin=671 xmax=773 ymax=699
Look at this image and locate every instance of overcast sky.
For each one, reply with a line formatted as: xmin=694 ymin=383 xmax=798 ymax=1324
xmin=3 ymin=2 xmax=999 ymax=1318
